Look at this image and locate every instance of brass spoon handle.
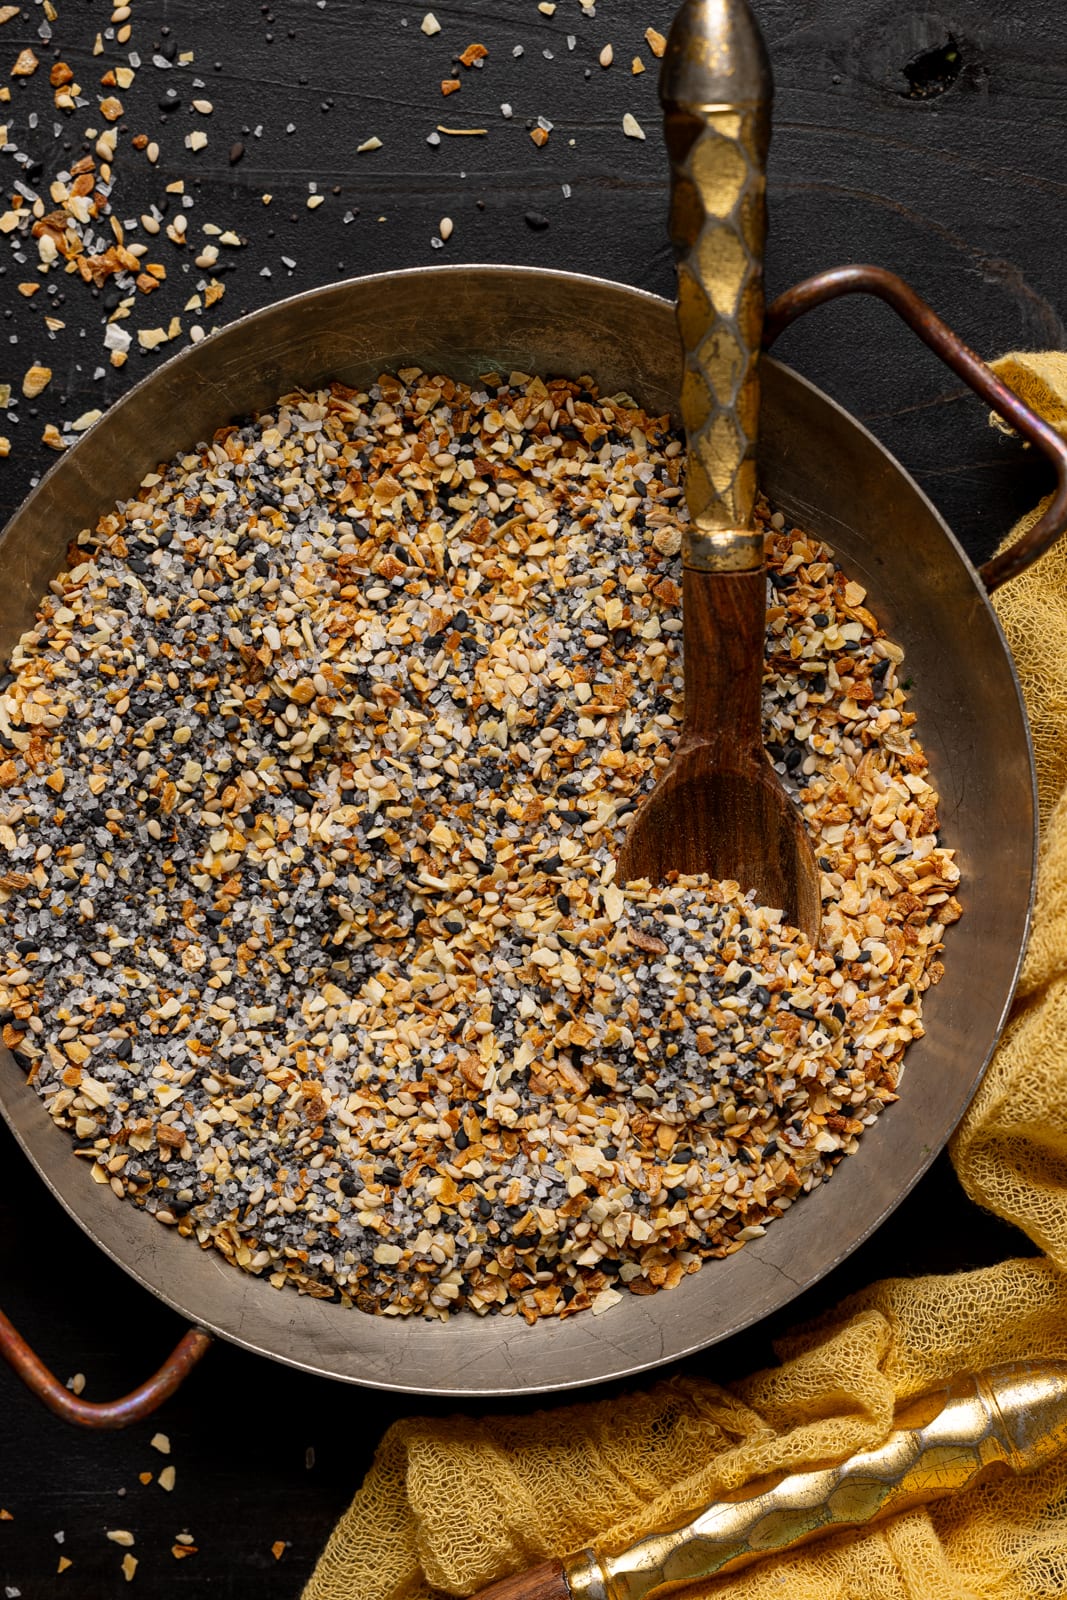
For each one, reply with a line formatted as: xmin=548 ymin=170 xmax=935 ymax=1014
xmin=661 ymin=0 xmax=772 ymax=572
xmin=468 ymin=1359 xmax=1067 ymax=1600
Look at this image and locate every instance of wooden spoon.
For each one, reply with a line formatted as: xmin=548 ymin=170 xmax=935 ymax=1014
xmin=617 ymin=0 xmax=820 ymax=941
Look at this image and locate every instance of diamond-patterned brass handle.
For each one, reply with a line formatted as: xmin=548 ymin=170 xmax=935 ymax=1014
xmin=661 ymin=0 xmax=772 ymax=571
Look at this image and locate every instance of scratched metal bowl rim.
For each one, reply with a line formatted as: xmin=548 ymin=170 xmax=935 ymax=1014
xmin=0 ymin=265 xmax=1034 ymax=1395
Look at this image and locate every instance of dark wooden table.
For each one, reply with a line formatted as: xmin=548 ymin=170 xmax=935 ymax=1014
xmin=0 ymin=0 xmax=1060 ymax=1593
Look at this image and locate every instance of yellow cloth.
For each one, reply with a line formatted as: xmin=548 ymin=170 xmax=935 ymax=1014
xmin=304 ymin=351 xmax=1067 ymax=1600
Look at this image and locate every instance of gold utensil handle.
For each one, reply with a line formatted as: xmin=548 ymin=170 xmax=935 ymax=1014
xmin=468 ymin=1359 xmax=1067 ymax=1600
xmin=660 ymin=0 xmax=772 ymax=572
xmin=566 ymin=1360 xmax=1067 ymax=1600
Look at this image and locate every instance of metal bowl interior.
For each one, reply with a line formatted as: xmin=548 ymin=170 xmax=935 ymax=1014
xmin=0 ymin=267 xmax=1034 ymax=1396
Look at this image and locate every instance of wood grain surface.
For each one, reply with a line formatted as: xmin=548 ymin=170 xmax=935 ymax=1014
xmin=0 ymin=0 xmax=1058 ymax=1594
xmin=467 ymin=1557 xmax=571 ymax=1600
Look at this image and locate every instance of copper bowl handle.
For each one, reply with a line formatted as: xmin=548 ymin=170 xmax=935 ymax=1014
xmin=0 ymin=1305 xmax=212 ymax=1427
xmin=763 ymin=263 xmax=1067 ymax=593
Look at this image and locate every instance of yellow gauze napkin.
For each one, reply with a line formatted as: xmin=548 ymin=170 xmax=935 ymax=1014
xmin=305 ymin=351 xmax=1067 ymax=1600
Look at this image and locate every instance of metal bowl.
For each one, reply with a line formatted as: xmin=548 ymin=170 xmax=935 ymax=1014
xmin=0 ymin=266 xmax=1037 ymax=1396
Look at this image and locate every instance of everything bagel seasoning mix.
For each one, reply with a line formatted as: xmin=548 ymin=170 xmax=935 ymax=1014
xmin=0 ymin=369 xmax=959 ymax=1320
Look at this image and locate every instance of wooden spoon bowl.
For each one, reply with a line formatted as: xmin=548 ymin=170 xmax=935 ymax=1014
xmin=616 ymin=566 xmax=821 ymax=938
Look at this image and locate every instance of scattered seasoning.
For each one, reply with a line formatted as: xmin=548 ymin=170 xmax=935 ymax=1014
xmin=106 ymin=1532 xmax=135 ymax=1548
xmin=121 ymin=1554 xmax=138 ymax=1583
xmin=150 ymin=1432 xmax=170 ymax=1454
xmin=599 ymin=43 xmax=613 ymax=68
xmin=645 ymin=26 xmax=667 ymax=57
xmin=0 ymin=372 xmax=956 ymax=1323
xmin=271 ymin=1541 xmax=287 ymax=1562
xmin=20 ymin=364 xmax=50 ymax=398
xmin=158 ymin=1466 xmax=176 ymax=1492
xmin=356 ymin=135 xmax=382 ymax=152
xmin=524 ymin=210 xmax=550 ymax=229
xmin=623 ymin=112 xmax=646 ymax=140
xmin=439 ymin=216 xmax=453 ymax=240
xmin=632 ymin=57 xmax=645 ymax=75
xmin=0 ymin=0 xmax=665 ymax=404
